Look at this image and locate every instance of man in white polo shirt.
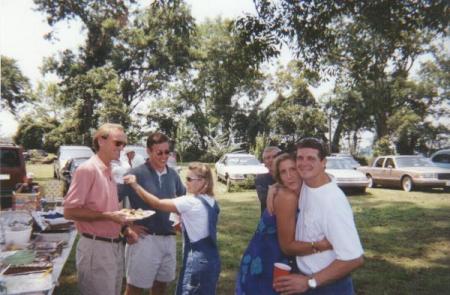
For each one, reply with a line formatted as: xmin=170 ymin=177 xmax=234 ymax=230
xmin=274 ymin=137 xmax=364 ymax=294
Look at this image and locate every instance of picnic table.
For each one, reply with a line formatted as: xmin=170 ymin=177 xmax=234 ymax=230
xmin=0 ymin=209 xmax=77 ymax=294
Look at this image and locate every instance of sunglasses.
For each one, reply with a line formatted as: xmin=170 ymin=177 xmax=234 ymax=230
xmin=113 ymin=140 xmax=127 ymax=147
xmin=186 ymin=176 xmax=204 ymax=182
xmin=155 ymin=150 xmax=170 ymax=156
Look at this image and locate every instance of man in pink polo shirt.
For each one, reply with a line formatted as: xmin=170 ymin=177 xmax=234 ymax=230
xmin=64 ymin=123 xmax=131 ymax=295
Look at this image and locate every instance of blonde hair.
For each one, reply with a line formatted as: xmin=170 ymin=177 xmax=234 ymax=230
xmin=93 ymin=123 xmax=124 ymax=151
xmin=188 ymin=162 xmax=215 ymax=197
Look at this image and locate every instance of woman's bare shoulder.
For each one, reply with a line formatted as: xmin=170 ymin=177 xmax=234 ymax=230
xmin=280 ymin=186 xmax=297 ymax=196
xmin=275 ymin=187 xmax=298 ymax=203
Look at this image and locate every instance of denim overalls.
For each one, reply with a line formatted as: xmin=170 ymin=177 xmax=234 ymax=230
xmin=176 ymin=196 xmax=221 ymax=295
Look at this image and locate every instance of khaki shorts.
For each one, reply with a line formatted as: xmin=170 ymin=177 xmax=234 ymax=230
xmin=125 ymin=234 xmax=176 ymax=289
xmin=76 ymin=236 xmax=124 ymax=295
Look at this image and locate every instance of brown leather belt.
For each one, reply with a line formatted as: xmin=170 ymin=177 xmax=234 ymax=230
xmin=81 ymin=233 xmax=122 ymax=243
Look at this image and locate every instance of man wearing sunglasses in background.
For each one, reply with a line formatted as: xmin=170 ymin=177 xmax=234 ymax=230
xmin=64 ymin=123 xmax=130 ymax=295
xmin=119 ymin=131 xmax=186 ymax=295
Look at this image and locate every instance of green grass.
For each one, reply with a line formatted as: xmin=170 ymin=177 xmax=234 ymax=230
xmin=29 ymin=164 xmax=450 ymax=294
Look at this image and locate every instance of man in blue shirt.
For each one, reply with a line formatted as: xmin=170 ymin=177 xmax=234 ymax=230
xmin=119 ymin=132 xmax=186 ymax=295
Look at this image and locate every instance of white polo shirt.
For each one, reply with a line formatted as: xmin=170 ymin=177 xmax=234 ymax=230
xmin=295 ymin=180 xmax=364 ymax=275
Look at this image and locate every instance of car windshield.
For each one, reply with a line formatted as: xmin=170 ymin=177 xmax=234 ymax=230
xmin=326 ymin=158 xmax=354 ymax=169
xmin=396 ymin=157 xmax=435 ymax=167
xmin=71 ymin=158 xmax=89 ymax=172
xmin=227 ymin=157 xmax=261 ymax=166
xmin=61 ymin=149 xmax=93 ymax=160
xmin=346 ymin=158 xmax=360 ymax=165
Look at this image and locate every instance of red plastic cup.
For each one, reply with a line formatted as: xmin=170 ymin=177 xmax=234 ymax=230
xmin=273 ymin=262 xmax=291 ymax=283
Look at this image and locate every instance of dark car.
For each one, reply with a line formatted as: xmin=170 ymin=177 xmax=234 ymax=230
xmin=0 ymin=143 xmax=26 ymax=209
xmin=60 ymin=157 xmax=90 ymax=195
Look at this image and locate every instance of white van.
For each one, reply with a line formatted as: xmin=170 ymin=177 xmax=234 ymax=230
xmin=54 ymin=146 xmax=94 ymax=179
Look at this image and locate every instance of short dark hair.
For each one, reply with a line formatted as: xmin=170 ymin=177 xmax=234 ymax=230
xmin=296 ymin=137 xmax=328 ymax=160
xmin=146 ymin=132 xmax=169 ymax=149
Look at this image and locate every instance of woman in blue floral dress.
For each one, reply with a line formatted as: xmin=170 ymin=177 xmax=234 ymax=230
xmin=236 ymin=153 xmax=332 ymax=295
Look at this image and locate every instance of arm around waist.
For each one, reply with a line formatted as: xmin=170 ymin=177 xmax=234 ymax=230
xmin=314 ymin=256 xmax=364 ymax=287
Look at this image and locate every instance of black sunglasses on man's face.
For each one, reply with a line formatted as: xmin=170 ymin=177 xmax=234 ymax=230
xmin=113 ymin=140 xmax=127 ymax=147
xmin=155 ymin=150 xmax=170 ymax=156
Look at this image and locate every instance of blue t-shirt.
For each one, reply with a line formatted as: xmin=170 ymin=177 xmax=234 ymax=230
xmin=118 ymin=162 xmax=186 ymax=235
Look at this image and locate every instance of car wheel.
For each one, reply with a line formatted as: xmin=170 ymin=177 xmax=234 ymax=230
xmin=216 ymin=170 xmax=220 ymax=182
xmin=402 ymin=176 xmax=413 ymax=192
xmin=367 ymin=175 xmax=374 ymax=188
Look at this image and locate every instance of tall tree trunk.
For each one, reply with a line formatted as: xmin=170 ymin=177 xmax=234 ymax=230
xmin=331 ymin=118 xmax=344 ymax=153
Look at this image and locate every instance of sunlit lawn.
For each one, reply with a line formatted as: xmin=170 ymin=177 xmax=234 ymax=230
xmin=28 ymin=164 xmax=450 ymax=294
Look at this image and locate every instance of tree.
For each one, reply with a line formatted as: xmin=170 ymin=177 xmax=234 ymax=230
xmin=385 ymin=50 xmax=450 ymax=154
xmin=246 ymin=0 xmax=448 ymax=144
xmin=418 ymin=47 xmax=450 ymax=121
xmin=248 ymin=1 xmax=448 ymax=72
xmin=147 ymin=17 xmax=276 ymax=159
xmin=35 ymin=0 xmax=195 ymax=143
xmin=261 ymin=62 xmax=328 ymax=149
xmin=1 ymin=56 xmax=31 ymax=117
xmin=373 ymin=136 xmax=395 ymax=157
xmin=14 ymin=115 xmax=57 ymax=150
xmin=324 ymin=89 xmax=369 ymax=154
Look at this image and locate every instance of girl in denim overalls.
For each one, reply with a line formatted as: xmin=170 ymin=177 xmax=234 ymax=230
xmin=124 ymin=162 xmax=221 ymax=294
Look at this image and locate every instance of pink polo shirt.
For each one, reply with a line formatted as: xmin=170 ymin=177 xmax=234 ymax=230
xmin=64 ymin=154 xmax=121 ymax=238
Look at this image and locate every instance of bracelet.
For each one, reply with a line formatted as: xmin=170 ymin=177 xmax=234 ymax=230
xmin=311 ymin=242 xmax=318 ymax=253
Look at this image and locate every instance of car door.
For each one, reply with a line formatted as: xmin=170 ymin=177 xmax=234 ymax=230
xmin=383 ymin=157 xmax=397 ymax=185
xmin=215 ymin=156 xmax=226 ymax=180
xmin=372 ymin=157 xmax=386 ymax=184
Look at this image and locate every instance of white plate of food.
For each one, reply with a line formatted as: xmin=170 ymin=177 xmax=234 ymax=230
xmin=118 ymin=208 xmax=156 ymax=221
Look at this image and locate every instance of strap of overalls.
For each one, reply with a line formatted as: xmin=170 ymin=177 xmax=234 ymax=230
xmin=198 ymin=196 xmax=220 ymax=247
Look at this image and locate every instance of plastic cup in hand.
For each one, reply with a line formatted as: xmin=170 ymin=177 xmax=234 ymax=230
xmin=273 ymin=262 xmax=291 ymax=283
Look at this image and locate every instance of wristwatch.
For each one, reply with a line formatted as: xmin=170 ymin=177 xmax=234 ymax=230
xmin=307 ymin=277 xmax=317 ymax=289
